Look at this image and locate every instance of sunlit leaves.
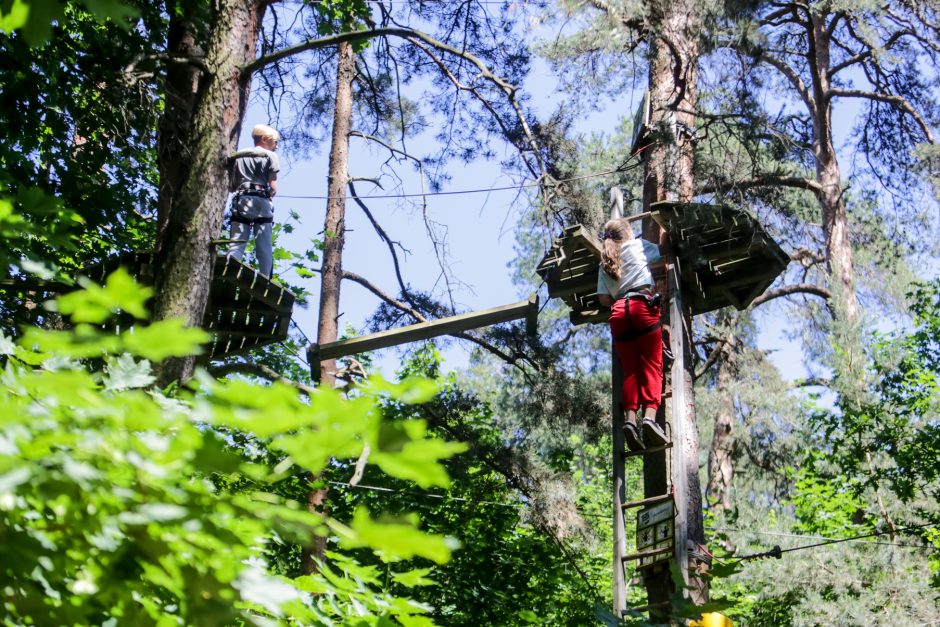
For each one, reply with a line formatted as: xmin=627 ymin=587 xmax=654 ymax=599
xmin=121 ymin=318 xmax=209 ymax=360
xmin=332 ymin=507 xmax=458 ymax=564
xmin=1 ymin=274 xmax=463 ymax=625
xmin=54 ymin=267 xmax=152 ymax=323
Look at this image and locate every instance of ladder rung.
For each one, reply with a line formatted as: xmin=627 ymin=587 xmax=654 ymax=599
xmin=622 ymin=546 xmax=672 ymax=562
xmin=624 ymin=441 xmax=673 ymax=458
xmin=622 ymin=493 xmax=672 ymax=510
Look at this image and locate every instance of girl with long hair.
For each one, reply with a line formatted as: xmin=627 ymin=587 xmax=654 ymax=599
xmin=596 ymin=218 xmax=667 ymax=451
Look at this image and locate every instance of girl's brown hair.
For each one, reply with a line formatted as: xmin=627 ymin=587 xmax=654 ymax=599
xmin=600 ymin=218 xmax=634 ymax=280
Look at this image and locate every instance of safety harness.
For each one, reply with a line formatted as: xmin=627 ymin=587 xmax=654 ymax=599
xmin=229 ymin=150 xmax=275 ymax=226
xmin=614 ymin=288 xmax=663 ymax=343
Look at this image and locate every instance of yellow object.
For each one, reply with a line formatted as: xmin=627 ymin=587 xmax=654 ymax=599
xmin=690 ymin=612 xmax=732 ymax=627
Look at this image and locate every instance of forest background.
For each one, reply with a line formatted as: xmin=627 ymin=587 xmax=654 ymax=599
xmin=1 ymin=0 xmax=939 ymax=625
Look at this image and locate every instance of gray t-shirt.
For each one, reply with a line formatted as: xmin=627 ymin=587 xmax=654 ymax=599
xmin=596 ymin=238 xmax=661 ymax=299
xmin=229 ymin=147 xmax=279 ymax=192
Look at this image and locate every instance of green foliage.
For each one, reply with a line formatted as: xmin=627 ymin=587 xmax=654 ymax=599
xmin=791 ymin=466 xmax=872 ymax=538
xmin=309 ymin=0 xmax=372 ymax=35
xmin=0 ymin=0 xmax=136 ymax=45
xmin=1 ymin=273 xmax=468 ymax=625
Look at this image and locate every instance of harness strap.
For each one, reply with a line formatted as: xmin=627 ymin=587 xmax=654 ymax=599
xmin=231 ymin=215 xmax=273 ymax=225
xmin=615 ymin=320 xmax=662 ymax=344
xmin=234 ymin=186 xmax=272 ymax=199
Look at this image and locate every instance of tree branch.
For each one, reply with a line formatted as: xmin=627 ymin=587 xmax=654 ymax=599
xmin=347 ymin=178 xmax=415 ymax=308
xmin=209 ymin=362 xmax=316 ymax=397
xmin=749 ymin=283 xmax=831 ymax=308
xmin=340 ymin=269 xmax=526 ymax=369
xmin=759 ymin=52 xmax=815 ymax=112
xmin=827 ymin=28 xmax=913 ymax=78
xmin=244 ymin=26 xmax=546 ymax=181
xmin=828 ymin=88 xmax=936 ymax=143
xmin=699 ymin=174 xmax=822 ymax=195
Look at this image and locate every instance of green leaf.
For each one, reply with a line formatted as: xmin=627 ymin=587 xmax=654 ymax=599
xmin=0 ymin=0 xmax=31 ymax=35
xmin=81 ymin=0 xmax=137 ymax=24
xmin=19 ymin=325 xmax=122 ymax=358
xmin=371 ymin=421 xmax=467 ymax=488
xmin=121 ymin=318 xmax=208 ymax=361
xmin=54 ymin=268 xmax=152 ymax=323
xmin=391 ymin=568 xmax=435 ymax=588
xmin=103 ymin=354 xmax=155 ymax=390
xmin=366 ymin=375 xmax=440 ymax=404
xmin=332 ymin=507 xmax=457 ymax=564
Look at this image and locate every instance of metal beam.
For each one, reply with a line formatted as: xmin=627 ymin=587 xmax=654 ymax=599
xmin=307 ymin=293 xmax=538 ymax=379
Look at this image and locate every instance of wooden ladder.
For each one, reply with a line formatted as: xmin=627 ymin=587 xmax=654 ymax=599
xmin=612 ymin=264 xmax=688 ymax=620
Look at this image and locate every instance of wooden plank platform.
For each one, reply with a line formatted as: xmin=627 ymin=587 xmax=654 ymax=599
xmin=537 ymin=202 xmax=789 ymax=324
xmin=651 ymin=201 xmax=789 ymax=315
xmin=83 ymin=252 xmax=295 ymax=359
xmin=536 ymin=225 xmax=606 ymax=326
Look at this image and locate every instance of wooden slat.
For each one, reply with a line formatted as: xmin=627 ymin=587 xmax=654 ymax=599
xmin=622 ymin=546 xmax=673 ymax=562
xmin=622 ymin=493 xmax=673 ymax=510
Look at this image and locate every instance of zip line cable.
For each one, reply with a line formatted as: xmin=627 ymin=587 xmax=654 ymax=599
xmin=726 ymin=521 xmax=940 ymax=563
xmin=278 ymin=160 xmax=644 ymax=201
xmin=712 ymin=526 xmax=934 ymax=550
xmin=325 ymin=481 xmax=940 ymax=549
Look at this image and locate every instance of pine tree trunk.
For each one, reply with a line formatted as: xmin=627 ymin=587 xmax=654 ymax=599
xmin=707 ymin=332 xmax=735 ymax=513
xmin=152 ymin=0 xmax=265 ymax=387
xmin=316 ymin=40 xmax=355 ymax=387
xmin=643 ymin=0 xmax=707 ymax=610
xmin=808 ymin=12 xmax=858 ymax=323
xmin=301 ymin=40 xmax=356 ymax=576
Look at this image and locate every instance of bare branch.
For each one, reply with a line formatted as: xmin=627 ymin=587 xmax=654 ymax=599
xmin=699 ymin=174 xmax=822 ymax=195
xmin=827 ymin=28 xmax=914 ymax=77
xmin=122 ymin=52 xmax=209 ymax=77
xmin=209 ymin=362 xmax=316 ymax=397
xmin=694 ymin=342 xmax=725 ymax=381
xmin=749 ymin=283 xmax=832 ymax=308
xmin=347 ymin=179 xmax=414 ymax=307
xmin=343 ymin=269 xmax=426 ymax=321
xmin=341 ymin=269 xmax=529 ymax=370
xmin=349 ymin=443 xmax=370 ymax=486
xmin=760 ymin=52 xmax=816 ymax=111
xmin=828 ymin=88 xmax=936 ymax=143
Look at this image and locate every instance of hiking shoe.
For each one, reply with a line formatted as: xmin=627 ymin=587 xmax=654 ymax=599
xmin=642 ymin=419 xmax=668 ymax=447
xmin=623 ymin=421 xmax=644 ymax=451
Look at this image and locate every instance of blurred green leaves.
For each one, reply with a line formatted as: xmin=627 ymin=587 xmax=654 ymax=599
xmin=53 ymin=267 xmax=152 ymax=322
xmin=1 ymin=272 xmax=465 ymax=625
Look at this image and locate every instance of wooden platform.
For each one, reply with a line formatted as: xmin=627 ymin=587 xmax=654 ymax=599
xmin=650 ymin=201 xmax=788 ymax=315
xmin=535 ymin=224 xmax=608 ymax=325
xmin=85 ymin=252 xmax=295 ymax=359
xmin=536 ymin=202 xmax=788 ymax=323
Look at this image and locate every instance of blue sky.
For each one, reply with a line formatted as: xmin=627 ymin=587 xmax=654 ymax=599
xmin=234 ymin=28 xmax=896 ymax=384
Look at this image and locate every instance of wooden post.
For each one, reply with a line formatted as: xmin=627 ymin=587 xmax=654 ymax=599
xmin=668 ymin=264 xmax=689 ymax=591
xmin=612 ymin=345 xmax=627 ymax=616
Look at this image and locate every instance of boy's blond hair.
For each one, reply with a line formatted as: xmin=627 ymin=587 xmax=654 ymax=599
xmin=251 ymin=124 xmax=280 ymax=144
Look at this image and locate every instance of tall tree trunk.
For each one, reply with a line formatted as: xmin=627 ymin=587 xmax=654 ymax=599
xmin=808 ymin=12 xmax=858 ymax=323
xmin=707 ymin=331 xmax=736 ymax=513
xmin=317 ymin=40 xmax=355 ymax=387
xmin=301 ymin=40 xmax=356 ymax=576
xmin=642 ymin=0 xmax=708 ymax=610
xmin=153 ymin=0 xmax=266 ymax=387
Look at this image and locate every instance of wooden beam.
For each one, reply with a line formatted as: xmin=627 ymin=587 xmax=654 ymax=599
xmin=308 ymin=294 xmax=538 ymax=379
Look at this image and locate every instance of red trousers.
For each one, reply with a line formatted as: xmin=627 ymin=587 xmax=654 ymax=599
xmin=609 ymin=297 xmax=663 ymax=412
